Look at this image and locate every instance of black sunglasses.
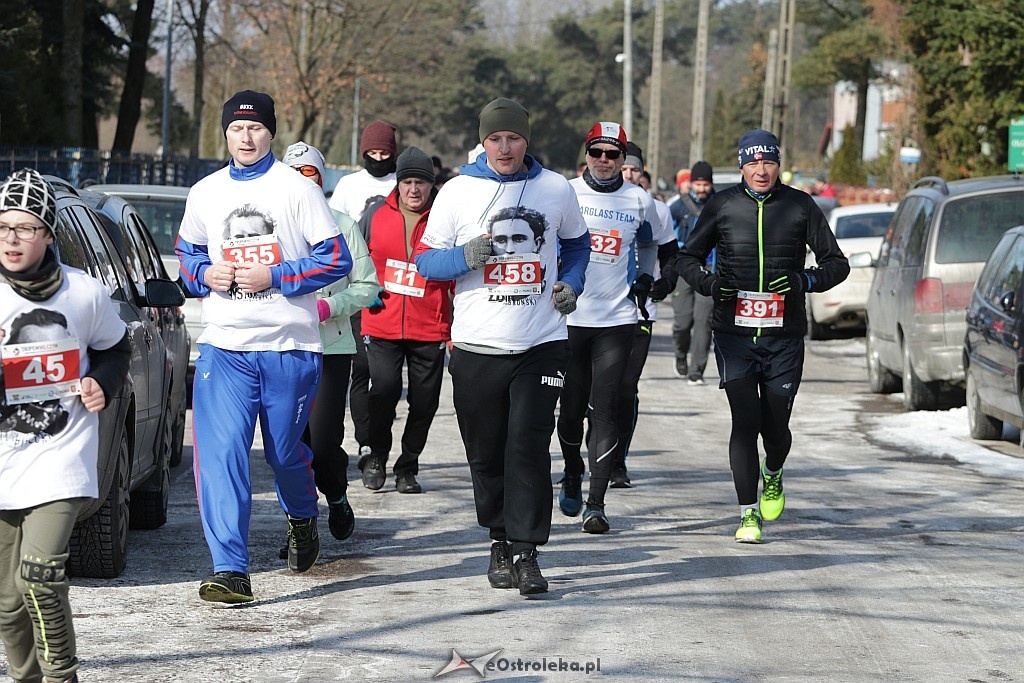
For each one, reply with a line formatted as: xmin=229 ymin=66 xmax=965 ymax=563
xmin=587 ymin=148 xmax=622 ymax=160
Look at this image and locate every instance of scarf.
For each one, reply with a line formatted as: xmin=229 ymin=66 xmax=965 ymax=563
xmin=582 ymin=168 xmax=624 ymax=193
xmin=0 ymin=247 xmax=64 ymax=301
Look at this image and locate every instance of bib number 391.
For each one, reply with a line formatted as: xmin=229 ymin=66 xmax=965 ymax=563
xmin=2 ymin=337 xmax=82 ymax=405
xmin=734 ymin=290 xmax=785 ymax=328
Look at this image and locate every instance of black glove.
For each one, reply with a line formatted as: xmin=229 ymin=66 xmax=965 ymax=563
xmin=630 ymin=273 xmax=654 ymax=317
xmin=768 ymin=271 xmax=812 ymax=294
xmin=711 ymin=277 xmax=738 ymax=301
xmin=463 ymin=235 xmax=493 ymax=270
xmin=552 ymin=281 xmax=577 ymax=314
xmin=650 ymin=267 xmax=678 ymax=302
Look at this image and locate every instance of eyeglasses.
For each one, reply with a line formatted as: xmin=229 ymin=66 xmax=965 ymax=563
xmin=0 ymin=224 xmax=47 ymax=240
xmin=293 ymin=165 xmax=320 ymax=178
xmin=587 ymin=148 xmax=622 ymax=160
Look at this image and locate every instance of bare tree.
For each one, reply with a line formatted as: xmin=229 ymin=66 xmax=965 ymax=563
xmin=178 ymin=0 xmax=213 ymax=158
xmin=113 ymin=0 xmax=156 ymax=152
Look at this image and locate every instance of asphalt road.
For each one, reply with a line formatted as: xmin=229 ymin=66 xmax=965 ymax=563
xmin=5 ymin=319 xmax=1023 ymax=682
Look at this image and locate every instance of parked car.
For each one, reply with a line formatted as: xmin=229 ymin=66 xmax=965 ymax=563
xmin=87 ymin=184 xmax=201 ymax=374
xmin=865 ymin=175 xmax=1024 ymax=410
xmin=963 ymin=225 xmax=1024 ymax=443
xmin=46 ymin=177 xmax=185 ymax=577
xmin=79 ymin=188 xmax=190 ymax=467
xmin=806 ymin=202 xmax=896 ymax=339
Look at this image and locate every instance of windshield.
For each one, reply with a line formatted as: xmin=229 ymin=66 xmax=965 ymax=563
xmin=124 ymin=197 xmax=186 ymax=255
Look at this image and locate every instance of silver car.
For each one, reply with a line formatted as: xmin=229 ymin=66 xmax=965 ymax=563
xmin=865 ymin=175 xmax=1024 ymax=410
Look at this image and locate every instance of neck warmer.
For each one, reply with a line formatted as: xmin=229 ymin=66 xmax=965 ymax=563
xmin=583 ymin=168 xmax=624 ymax=193
xmin=0 ymin=247 xmax=64 ymax=301
xmin=229 ymin=151 xmax=276 ymax=181
xmin=364 ymin=154 xmax=397 ymax=178
xmin=460 ymin=154 xmax=543 ymax=183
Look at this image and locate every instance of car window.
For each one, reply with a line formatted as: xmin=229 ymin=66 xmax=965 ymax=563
xmin=880 ymin=197 xmax=920 ymax=267
xmin=124 ymin=196 xmax=186 ymax=255
xmin=54 ymin=212 xmax=93 ymax=272
xmin=95 ymin=210 xmax=148 ymax=286
xmin=934 ymin=191 xmax=1024 ymax=264
xmin=984 ymin=235 xmax=1024 ymax=309
xmin=901 ymin=198 xmax=934 ymax=268
xmin=834 ymin=212 xmax=893 ymax=239
xmin=72 ymin=206 xmax=134 ymax=300
xmin=128 ymin=214 xmax=168 ymax=280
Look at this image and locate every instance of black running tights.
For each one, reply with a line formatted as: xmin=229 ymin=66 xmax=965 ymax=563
xmin=723 ymin=373 xmax=795 ymax=505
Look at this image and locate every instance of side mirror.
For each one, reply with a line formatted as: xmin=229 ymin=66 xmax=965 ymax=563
xmin=848 ymin=251 xmax=875 ymax=268
xmin=1000 ymin=290 xmax=1016 ymax=313
xmin=143 ymin=278 xmax=186 ymax=308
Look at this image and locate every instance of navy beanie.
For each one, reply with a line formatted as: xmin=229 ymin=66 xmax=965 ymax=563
xmin=737 ymin=129 xmax=780 ymax=167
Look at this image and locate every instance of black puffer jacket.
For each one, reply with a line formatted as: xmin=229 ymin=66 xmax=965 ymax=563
xmin=675 ymin=181 xmax=849 ymax=338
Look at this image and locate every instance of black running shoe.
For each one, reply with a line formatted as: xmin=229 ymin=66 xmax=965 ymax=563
xmin=395 ymin=473 xmax=423 ymax=494
xmin=487 ymin=541 xmax=514 ymax=589
xmin=511 ymin=549 xmax=548 ymax=595
xmin=328 ymin=496 xmax=355 ymax=540
xmin=582 ymin=502 xmax=610 ymax=534
xmin=361 ymin=455 xmax=385 ymax=490
xmin=287 ymin=516 xmax=320 ymax=572
xmin=610 ymin=464 xmax=632 ymax=488
xmin=199 ymin=571 xmax=254 ymax=604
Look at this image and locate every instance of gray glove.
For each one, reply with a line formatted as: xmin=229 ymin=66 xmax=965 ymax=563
xmin=463 ymin=235 xmax=493 ymax=270
xmin=552 ymin=281 xmax=577 ymax=315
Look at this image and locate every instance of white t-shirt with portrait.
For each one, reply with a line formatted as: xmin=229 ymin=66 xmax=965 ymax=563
xmin=420 ymin=169 xmax=588 ymax=352
xmin=568 ymin=177 xmax=661 ymax=327
xmin=178 ymin=161 xmax=341 ymax=352
xmin=328 ymin=169 xmax=396 ymax=221
xmin=0 ymin=268 xmax=126 ymax=509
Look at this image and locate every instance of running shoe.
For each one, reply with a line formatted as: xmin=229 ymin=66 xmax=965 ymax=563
xmin=199 ymin=571 xmax=254 ymax=604
xmin=687 ymin=375 xmax=705 ymax=386
xmin=287 ymin=516 xmax=320 ymax=572
xmin=487 ymin=541 xmax=514 ymax=589
xmin=674 ymin=358 xmax=688 ymax=377
xmin=610 ymin=463 xmax=632 ymax=488
xmin=558 ymin=474 xmax=583 ymax=517
xmin=582 ymin=502 xmax=610 ymax=534
xmin=511 ymin=549 xmax=548 ymax=595
xmin=735 ymin=508 xmax=763 ymax=543
xmin=760 ymin=463 xmax=785 ymax=521
xmin=328 ymin=496 xmax=355 ymax=540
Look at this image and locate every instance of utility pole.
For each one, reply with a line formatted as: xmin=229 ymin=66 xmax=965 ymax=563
xmin=689 ymin=0 xmax=710 ymax=166
xmin=777 ymin=0 xmax=796 ymax=160
xmin=622 ymin=0 xmax=633 ymax=136
xmin=761 ymin=28 xmax=779 ymax=132
xmin=646 ymin=0 xmax=664 ymax=182
xmin=351 ymin=60 xmax=361 ymax=167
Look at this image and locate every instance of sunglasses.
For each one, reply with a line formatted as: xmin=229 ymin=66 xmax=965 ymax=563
xmin=294 ymin=165 xmax=320 ymax=178
xmin=587 ymin=148 xmax=622 ymax=160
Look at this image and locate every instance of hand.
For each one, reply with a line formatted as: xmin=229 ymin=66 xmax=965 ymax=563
xmin=367 ymin=286 xmax=386 ymax=312
xmin=552 ymin=281 xmax=577 ymax=315
xmin=204 ymin=261 xmax=236 ymax=292
xmin=650 ymin=268 xmax=678 ymax=302
xmin=80 ymin=377 xmax=106 ymax=413
xmin=463 ymin=234 xmax=493 ymax=270
xmin=711 ymin=278 xmax=738 ymax=301
xmin=317 ymin=299 xmax=331 ymax=322
xmin=768 ymin=272 xmax=806 ymax=295
xmin=234 ymin=263 xmax=272 ymax=293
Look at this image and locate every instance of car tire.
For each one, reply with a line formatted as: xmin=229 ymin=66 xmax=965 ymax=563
xmin=966 ymin=368 xmax=1002 ymax=439
xmin=130 ymin=444 xmax=170 ymax=531
xmin=866 ymin=329 xmax=900 ymax=394
xmin=68 ymin=427 xmax=130 ymax=578
xmin=902 ymin=342 xmax=939 ymax=410
xmin=167 ymin=400 xmax=186 ymax=468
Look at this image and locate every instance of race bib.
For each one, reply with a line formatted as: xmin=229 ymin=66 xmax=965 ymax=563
xmin=589 ymin=227 xmax=624 ymax=265
xmin=734 ymin=290 xmax=785 ymax=328
xmin=2 ymin=337 xmax=82 ymax=405
xmin=383 ymin=258 xmax=426 ymax=298
xmin=222 ymin=234 xmax=282 ymax=266
xmin=482 ymin=253 xmax=543 ymax=295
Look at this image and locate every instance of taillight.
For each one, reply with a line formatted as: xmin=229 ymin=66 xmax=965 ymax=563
xmin=914 ymin=278 xmax=943 ymax=314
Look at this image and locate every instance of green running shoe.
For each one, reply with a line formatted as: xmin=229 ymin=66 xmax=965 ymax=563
xmin=760 ymin=463 xmax=785 ymax=521
xmin=735 ymin=508 xmax=762 ymax=543
xmin=199 ymin=571 xmax=254 ymax=604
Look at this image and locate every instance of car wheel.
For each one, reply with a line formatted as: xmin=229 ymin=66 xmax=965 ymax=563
xmin=807 ymin=301 xmax=828 ymax=340
xmin=68 ymin=427 xmax=130 ymax=578
xmin=168 ymin=400 xmax=186 ymax=468
xmin=129 ymin=429 xmax=170 ymax=530
xmin=866 ymin=329 xmax=900 ymax=394
xmin=902 ymin=342 xmax=939 ymax=410
xmin=966 ymin=368 xmax=1002 ymax=439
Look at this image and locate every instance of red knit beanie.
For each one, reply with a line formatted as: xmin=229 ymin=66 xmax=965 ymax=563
xmin=360 ymin=120 xmax=398 ymax=156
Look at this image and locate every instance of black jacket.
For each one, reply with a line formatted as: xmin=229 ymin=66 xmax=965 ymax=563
xmin=675 ymin=181 xmax=849 ymax=338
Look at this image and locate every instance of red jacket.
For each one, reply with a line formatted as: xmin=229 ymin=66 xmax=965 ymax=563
xmin=360 ymin=189 xmax=453 ymax=342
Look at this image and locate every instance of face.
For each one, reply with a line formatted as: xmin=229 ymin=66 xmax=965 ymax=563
xmin=491 ymin=219 xmax=540 ymax=255
xmin=586 ymin=144 xmax=624 ymax=181
xmin=483 ymin=132 xmax=528 ymax=176
xmin=225 ymin=121 xmax=273 ymax=167
xmin=227 ymin=215 xmax=271 ymax=239
xmin=691 ymin=179 xmax=713 ymax=200
xmin=398 ymin=177 xmax=432 ymax=213
xmin=621 ymin=164 xmax=643 ymax=185
xmin=0 ymin=209 xmax=53 ymax=273
xmin=366 ymin=149 xmax=392 ymax=161
xmin=741 ymin=160 xmax=780 ymax=194
xmin=291 ymin=164 xmax=323 ymax=188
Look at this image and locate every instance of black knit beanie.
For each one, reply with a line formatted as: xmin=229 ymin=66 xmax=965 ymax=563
xmin=396 ymin=147 xmax=436 ymax=183
xmin=221 ymin=90 xmax=277 ymax=138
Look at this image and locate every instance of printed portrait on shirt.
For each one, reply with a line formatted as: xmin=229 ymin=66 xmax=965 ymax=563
xmin=0 ymin=308 xmax=71 ymax=437
xmin=486 ymin=205 xmax=549 ymax=304
xmin=222 ymin=203 xmax=276 ymax=240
